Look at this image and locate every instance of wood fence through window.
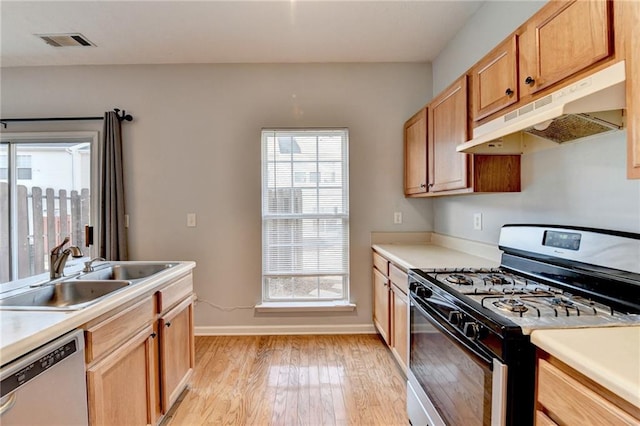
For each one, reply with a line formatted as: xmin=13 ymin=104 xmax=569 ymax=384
xmin=0 ymin=182 xmax=90 ymax=282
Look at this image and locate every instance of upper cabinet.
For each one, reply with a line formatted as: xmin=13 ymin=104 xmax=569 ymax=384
xmin=404 ymin=0 xmax=638 ymax=191
xmin=403 ymin=76 xmax=521 ymax=197
xmin=404 ymin=108 xmax=428 ymax=195
xmin=620 ymin=0 xmax=640 ymax=179
xmin=429 ymin=76 xmax=469 ymax=193
xmin=519 ymin=0 xmax=613 ymax=97
xmin=471 ymin=35 xmax=519 ymax=121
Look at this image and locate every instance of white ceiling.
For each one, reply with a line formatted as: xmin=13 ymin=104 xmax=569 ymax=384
xmin=1 ymin=0 xmax=484 ymax=67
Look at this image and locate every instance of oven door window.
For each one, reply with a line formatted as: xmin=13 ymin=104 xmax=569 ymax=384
xmin=410 ymin=302 xmax=493 ymax=426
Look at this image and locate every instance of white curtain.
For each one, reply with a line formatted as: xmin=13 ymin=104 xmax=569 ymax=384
xmin=98 ymin=110 xmax=128 ymax=260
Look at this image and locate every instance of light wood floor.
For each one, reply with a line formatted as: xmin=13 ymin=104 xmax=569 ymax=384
xmin=163 ymin=334 xmax=409 ymax=426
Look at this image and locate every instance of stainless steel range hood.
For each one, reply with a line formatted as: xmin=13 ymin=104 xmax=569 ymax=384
xmin=457 ymin=61 xmax=626 ymax=154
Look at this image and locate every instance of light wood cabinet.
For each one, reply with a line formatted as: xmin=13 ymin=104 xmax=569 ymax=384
xmin=519 ymin=0 xmax=613 ymax=97
xmin=159 ymin=296 xmax=195 ymax=413
xmin=389 ymin=263 xmax=408 ymax=373
xmin=471 ymin=35 xmax=519 ymax=121
xmin=429 ymin=75 xmax=469 ymax=193
xmin=535 ymin=352 xmax=640 ymax=425
xmin=404 ymin=107 xmax=428 ymax=195
xmin=373 ymin=266 xmax=390 ymax=345
xmin=403 ymin=75 xmax=521 ymax=196
xmin=390 ymin=286 xmax=408 ymax=373
xmin=87 ymin=324 xmax=157 ymax=426
xmin=620 ymin=0 xmax=640 ymax=179
xmin=372 ymin=250 xmax=408 ymax=373
xmin=83 ymin=272 xmax=195 ymax=426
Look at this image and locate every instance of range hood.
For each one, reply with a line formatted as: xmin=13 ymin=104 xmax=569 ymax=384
xmin=457 ymin=61 xmax=626 ymax=154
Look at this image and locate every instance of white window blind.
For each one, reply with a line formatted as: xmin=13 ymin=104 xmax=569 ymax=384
xmin=261 ymin=129 xmax=349 ymax=302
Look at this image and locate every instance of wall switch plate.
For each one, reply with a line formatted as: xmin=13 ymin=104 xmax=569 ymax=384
xmin=473 ymin=213 xmax=483 ymax=230
xmin=394 ymin=211 xmax=403 ymax=224
xmin=187 ymin=213 xmax=197 ymax=227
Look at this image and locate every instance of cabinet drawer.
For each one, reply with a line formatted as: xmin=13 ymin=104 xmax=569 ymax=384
xmin=389 ymin=263 xmax=408 ymax=294
xmin=372 ymin=251 xmax=389 ymax=276
xmin=535 ymin=410 xmax=558 ymax=426
xmin=537 ymin=358 xmax=639 ymax=425
xmin=85 ymin=296 xmax=154 ymax=363
xmin=157 ymin=273 xmax=193 ymax=313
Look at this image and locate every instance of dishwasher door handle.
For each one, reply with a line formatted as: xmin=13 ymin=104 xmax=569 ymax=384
xmin=0 ymin=393 xmax=17 ymax=417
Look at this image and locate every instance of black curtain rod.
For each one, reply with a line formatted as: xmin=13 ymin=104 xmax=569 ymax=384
xmin=0 ymin=108 xmax=133 ymax=128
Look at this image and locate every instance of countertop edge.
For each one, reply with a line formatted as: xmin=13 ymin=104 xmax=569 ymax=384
xmin=0 ymin=261 xmax=196 ymax=365
xmin=531 ymin=327 xmax=640 ymax=410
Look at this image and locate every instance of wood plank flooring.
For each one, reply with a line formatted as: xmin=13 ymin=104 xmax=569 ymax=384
xmin=163 ymin=334 xmax=409 ymax=426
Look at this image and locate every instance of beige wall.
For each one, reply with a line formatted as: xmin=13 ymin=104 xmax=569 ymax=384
xmin=1 ymin=63 xmax=433 ymax=331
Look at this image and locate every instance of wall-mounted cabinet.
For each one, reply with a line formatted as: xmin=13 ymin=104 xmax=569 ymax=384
xmin=519 ymin=0 xmax=613 ymax=97
xmin=406 ymin=0 xmax=638 ymax=182
xmin=429 ymin=75 xmax=470 ymax=193
xmin=620 ymin=0 xmax=640 ymax=179
xmin=403 ymin=76 xmax=521 ymax=197
xmin=404 ymin=108 xmax=428 ymax=196
xmin=471 ymin=35 xmax=519 ymax=121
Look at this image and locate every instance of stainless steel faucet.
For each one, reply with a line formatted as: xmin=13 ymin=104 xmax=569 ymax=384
xmin=83 ymin=257 xmax=106 ymax=272
xmin=50 ymin=236 xmax=83 ymax=279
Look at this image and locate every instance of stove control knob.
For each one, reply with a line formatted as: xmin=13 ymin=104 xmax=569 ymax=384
xmin=448 ymin=311 xmax=463 ymax=325
xmin=463 ymin=322 xmax=482 ymax=340
xmin=415 ymin=286 xmax=432 ymax=299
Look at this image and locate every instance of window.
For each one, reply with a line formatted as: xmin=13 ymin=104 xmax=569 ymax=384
xmin=0 ymin=155 xmax=31 ymax=180
xmin=1 ymin=133 xmax=98 ymax=283
xmin=261 ymin=129 xmax=349 ymax=302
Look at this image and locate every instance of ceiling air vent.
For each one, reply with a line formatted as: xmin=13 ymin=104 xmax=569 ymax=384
xmin=36 ymin=33 xmax=95 ymax=47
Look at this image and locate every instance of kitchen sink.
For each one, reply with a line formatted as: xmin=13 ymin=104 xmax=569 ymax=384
xmin=0 ymin=280 xmax=131 ymax=311
xmin=78 ymin=263 xmax=177 ymax=281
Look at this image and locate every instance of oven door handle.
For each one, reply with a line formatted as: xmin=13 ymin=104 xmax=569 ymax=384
xmin=411 ymin=295 xmax=494 ymax=368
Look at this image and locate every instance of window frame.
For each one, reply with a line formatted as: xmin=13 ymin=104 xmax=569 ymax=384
xmin=260 ymin=128 xmax=350 ymax=305
xmin=1 ymin=131 xmax=100 ymax=284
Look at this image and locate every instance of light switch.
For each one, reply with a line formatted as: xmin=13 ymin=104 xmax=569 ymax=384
xmin=187 ymin=213 xmax=197 ymax=227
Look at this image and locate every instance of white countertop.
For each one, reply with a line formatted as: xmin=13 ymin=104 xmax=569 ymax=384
xmin=372 ymin=243 xmax=499 ymax=270
xmin=0 ymin=261 xmax=196 ymax=365
xmin=372 ymin=239 xmax=500 ymax=271
xmin=531 ymin=326 xmax=640 ymax=409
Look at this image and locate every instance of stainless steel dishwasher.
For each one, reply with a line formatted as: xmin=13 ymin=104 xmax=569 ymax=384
xmin=0 ymin=329 xmax=88 ymax=425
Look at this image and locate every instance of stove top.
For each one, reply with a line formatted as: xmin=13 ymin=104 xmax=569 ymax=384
xmin=415 ymin=267 xmax=640 ymax=334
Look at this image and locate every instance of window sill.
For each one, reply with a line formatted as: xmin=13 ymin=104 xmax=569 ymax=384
xmin=254 ymin=301 xmax=356 ymax=313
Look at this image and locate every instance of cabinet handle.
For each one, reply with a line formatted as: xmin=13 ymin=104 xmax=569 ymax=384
xmin=525 ymin=76 xmax=535 ymax=86
xmin=165 ymin=322 xmax=172 ymax=328
xmin=428 ymin=183 xmax=434 ymax=188
xmin=150 ymin=332 xmax=157 ymax=339
xmin=420 ymin=183 xmax=427 ymax=188
xmin=505 ymin=88 xmax=514 ymax=96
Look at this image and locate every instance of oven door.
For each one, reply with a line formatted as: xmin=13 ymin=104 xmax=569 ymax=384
xmin=408 ymin=294 xmax=507 ymax=426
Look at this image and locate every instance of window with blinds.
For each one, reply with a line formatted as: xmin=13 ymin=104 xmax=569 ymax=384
xmin=261 ymin=129 xmax=349 ymax=302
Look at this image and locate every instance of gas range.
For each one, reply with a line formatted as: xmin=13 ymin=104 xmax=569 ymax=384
xmin=406 ymin=224 xmax=640 ymax=426
xmin=414 ymin=266 xmax=640 ymax=334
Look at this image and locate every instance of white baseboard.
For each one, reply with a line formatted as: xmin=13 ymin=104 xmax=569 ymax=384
xmin=195 ymin=323 xmax=376 ymax=336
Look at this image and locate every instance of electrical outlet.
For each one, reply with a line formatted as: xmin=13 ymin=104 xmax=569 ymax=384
xmin=394 ymin=212 xmax=403 ymax=224
xmin=187 ymin=213 xmax=197 ymax=227
xmin=473 ymin=213 xmax=483 ymax=230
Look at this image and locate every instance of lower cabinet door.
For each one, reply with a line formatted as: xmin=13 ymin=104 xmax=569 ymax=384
xmin=159 ymin=297 xmax=195 ymax=413
xmin=391 ymin=286 xmax=408 ymax=373
xmin=87 ymin=325 xmax=157 ymax=426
